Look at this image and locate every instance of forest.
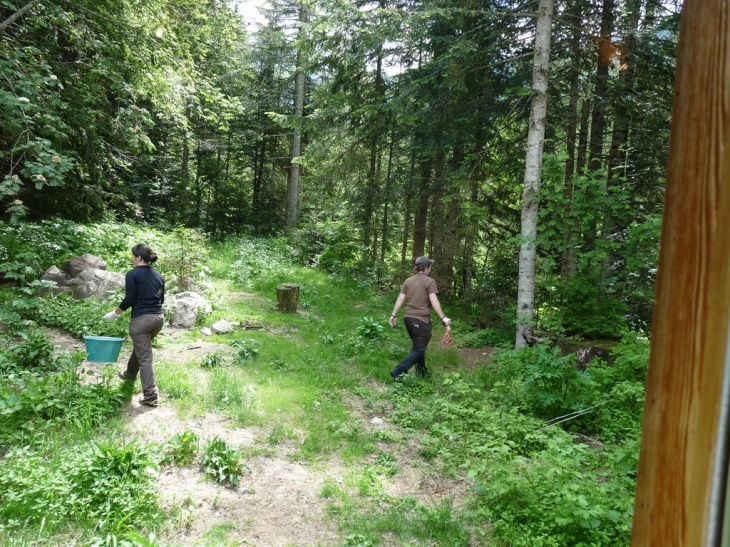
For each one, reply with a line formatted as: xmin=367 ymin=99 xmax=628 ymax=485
xmin=0 ymin=0 xmax=681 ymax=341
xmin=0 ymin=0 xmax=682 ymax=545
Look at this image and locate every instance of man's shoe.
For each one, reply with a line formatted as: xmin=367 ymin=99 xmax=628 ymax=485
xmin=390 ymin=369 xmax=401 ymax=380
xmin=139 ymin=397 xmax=159 ymax=407
xmin=118 ymin=371 xmax=134 ymax=381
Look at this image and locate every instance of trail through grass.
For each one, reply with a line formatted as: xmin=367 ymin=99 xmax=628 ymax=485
xmin=0 ymin=228 xmax=642 ymax=547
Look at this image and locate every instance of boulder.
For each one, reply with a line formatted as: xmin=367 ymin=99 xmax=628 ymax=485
xmin=37 ymin=286 xmax=73 ymax=297
xmin=68 ymin=268 xmax=125 ymax=300
xmin=169 ymin=291 xmax=212 ymax=328
xmin=62 ymin=254 xmax=107 ymax=278
xmin=40 ymin=265 xmax=71 ymax=287
xmin=211 ymin=320 xmax=233 ymax=334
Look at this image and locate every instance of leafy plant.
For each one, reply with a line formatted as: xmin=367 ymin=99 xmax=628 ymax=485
xmin=0 ymin=355 xmax=121 ymax=446
xmin=200 ymin=437 xmax=248 ymax=488
xmin=162 ymin=430 xmax=199 ymax=466
xmin=230 ymin=339 xmax=259 ymax=364
xmin=458 ymin=327 xmax=512 ymax=348
xmin=32 ymin=293 xmax=129 ymax=338
xmin=0 ymin=439 xmax=162 ymax=535
xmin=373 ymin=451 xmax=398 ymax=477
xmin=200 ymin=352 xmax=226 ymax=370
xmin=0 ymin=329 xmax=56 ymax=372
xmin=356 ymin=317 xmax=384 ymax=339
xmin=342 ymin=534 xmax=373 ymax=547
xmin=522 ymin=344 xmax=594 ymax=417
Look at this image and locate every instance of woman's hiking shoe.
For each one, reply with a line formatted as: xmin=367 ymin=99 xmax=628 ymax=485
xmin=118 ymin=371 xmax=134 ymax=381
xmin=139 ymin=397 xmax=159 ymax=407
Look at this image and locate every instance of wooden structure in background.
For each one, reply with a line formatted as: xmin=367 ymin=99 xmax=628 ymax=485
xmin=631 ymin=1 xmax=730 ymax=545
xmin=276 ymin=283 xmax=300 ymax=313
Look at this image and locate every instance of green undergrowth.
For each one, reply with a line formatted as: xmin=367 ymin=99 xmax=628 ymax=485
xmin=0 ymin=220 xmax=644 ymax=546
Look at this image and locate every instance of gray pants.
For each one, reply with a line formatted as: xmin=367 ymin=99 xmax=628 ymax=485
xmin=124 ymin=314 xmax=164 ymax=399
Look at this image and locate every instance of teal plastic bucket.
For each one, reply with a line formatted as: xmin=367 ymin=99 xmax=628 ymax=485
xmin=83 ymin=335 xmax=124 ymax=363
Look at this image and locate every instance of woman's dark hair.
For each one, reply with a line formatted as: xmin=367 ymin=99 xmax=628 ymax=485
xmin=131 ymin=244 xmax=158 ymax=264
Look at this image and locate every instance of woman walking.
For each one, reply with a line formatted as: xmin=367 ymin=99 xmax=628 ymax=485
xmin=104 ymin=244 xmax=165 ymax=407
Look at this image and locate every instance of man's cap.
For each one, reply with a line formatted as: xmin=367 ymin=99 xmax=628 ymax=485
xmin=414 ymin=256 xmax=434 ymax=267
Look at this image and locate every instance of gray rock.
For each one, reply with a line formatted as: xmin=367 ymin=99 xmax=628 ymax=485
xmin=200 ymin=327 xmax=212 ymax=336
xmin=40 ymin=265 xmax=71 ymax=286
xmin=68 ymin=268 xmax=125 ymax=300
xmin=62 ymin=254 xmax=107 ymax=278
xmin=37 ymin=286 xmax=72 ymax=297
xmin=211 ymin=320 xmax=233 ymax=334
xmin=169 ymin=291 xmax=212 ymax=328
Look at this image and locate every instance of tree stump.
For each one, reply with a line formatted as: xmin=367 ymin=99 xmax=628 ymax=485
xmin=276 ymin=283 xmax=300 ymax=313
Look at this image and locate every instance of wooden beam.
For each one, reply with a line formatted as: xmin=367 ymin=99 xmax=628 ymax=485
xmin=631 ymin=1 xmax=730 ymax=545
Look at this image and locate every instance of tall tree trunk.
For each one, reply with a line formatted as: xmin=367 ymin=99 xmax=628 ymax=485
xmin=560 ymin=0 xmax=583 ymax=279
xmin=432 ymin=147 xmax=462 ymax=296
xmin=597 ymin=0 xmax=640 ymax=275
xmin=252 ymin=132 xmax=266 ymax=217
xmin=462 ymin=174 xmax=479 ymax=296
xmin=606 ymin=1 xmax=640 ymax=208
xmin=560 ymin=0 xmax=586 ymax=278
xmin=182 ymin=107 xmax=191 ymax=183
xmin=515 ymin=0 xmax=554 ymax=349
xmin=363 ymin=0 xmax=387 ymax=260
xmin=285 ymin=3 xmax=307 ymax=229
xmin=401 ymin=150 xmax=416 ymax=265
xmin=362 ymin=134 xmax=379 ymax=257
xmin=587 ymin=0 xmax=616 ymax=174
xmin=576 ymin=97 xmax=591 ymax=175
xmin=380 ymin=130 xmax=395 ymax=264
xmin=412 ymin=161 xmax=431 ymax=258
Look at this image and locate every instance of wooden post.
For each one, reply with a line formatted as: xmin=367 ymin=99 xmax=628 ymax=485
xmin=276 ymin=283 xmax=300 ymax=313
xmin=631 ymin=1 xmax=730 ymax=545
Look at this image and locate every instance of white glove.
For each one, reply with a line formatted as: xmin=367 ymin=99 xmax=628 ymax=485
xmin=103 ymin=310 xmax=119 ymax=320
xmin=441 ymin=316 xmax=451 ymax=327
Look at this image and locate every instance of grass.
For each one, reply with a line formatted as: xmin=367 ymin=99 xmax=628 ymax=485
xmin=0 ymin=225 xmax=643 ymax=546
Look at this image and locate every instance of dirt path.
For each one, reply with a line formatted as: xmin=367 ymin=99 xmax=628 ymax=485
xmin=48 ymin=327 xmax=472 ymax=546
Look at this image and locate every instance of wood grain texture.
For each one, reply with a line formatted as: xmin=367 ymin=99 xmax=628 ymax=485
xmin=631 ymin=1 xmax=730 ymax=545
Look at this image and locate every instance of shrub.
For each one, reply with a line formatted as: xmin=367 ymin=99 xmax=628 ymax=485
xmin=201 ymin=437 xmax=248 ymax=487
xmin=200 ymin=352 xmax=225 ymax=369
xmin=0 ymin=439 xmax=162 ymax=534
xmin=356 ymin=316 xmax=384 ymax=340
xmin=0 ymin=329 xmax=56 ymax=372
xmin=458 ymin=327 xmax=513 ymax=348
xmin=0 ymin=356 xmax=121 ymax=446
xmin=33 ymin=293 xmax=129 ymax=339
xmin=488 ymin=344 xmax=595 ymax=419
xmin=231 ymin=340 xmax=259 ymax=364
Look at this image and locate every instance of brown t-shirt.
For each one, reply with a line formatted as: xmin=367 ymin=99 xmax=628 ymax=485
xmin=401 ymin=273 xmax=438 ymax=323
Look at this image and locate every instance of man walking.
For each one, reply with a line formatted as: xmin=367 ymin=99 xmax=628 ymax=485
xmin=389 ymin=256 xmax=451 ymax=379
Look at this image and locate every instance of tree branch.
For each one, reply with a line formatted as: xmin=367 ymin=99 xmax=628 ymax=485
xmin=0 ymin=0 xmax=43 ymax=34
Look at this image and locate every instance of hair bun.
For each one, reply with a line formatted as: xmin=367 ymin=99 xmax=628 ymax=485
xmin=148 ymin=253 xmax=158 ymax=263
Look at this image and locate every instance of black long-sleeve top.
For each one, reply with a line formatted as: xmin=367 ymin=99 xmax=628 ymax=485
xmin=119 ymin=266 xmax=165 ymax=318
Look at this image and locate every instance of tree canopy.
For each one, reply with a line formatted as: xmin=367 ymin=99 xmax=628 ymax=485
xmin=0 ymin=0 xmax=681 ymax=340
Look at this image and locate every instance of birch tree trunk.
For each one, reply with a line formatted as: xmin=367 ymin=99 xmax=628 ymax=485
xmin=285 ymin=3 xmax=307 ymax=229
xmin=514 ymin=0 xmax=554 ymax=349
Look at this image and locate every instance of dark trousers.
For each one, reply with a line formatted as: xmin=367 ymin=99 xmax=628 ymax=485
xmin=391 ymin=317 xmax=432 ymax=378
xmin=124 ymin=314 xmax=164 ymax=399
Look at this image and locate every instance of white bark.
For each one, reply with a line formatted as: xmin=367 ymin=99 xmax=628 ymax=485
xmin=515 ymin=0 xmax=554 ymax=349
xmin=285 ymin=3 xmax=308 ymax=229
